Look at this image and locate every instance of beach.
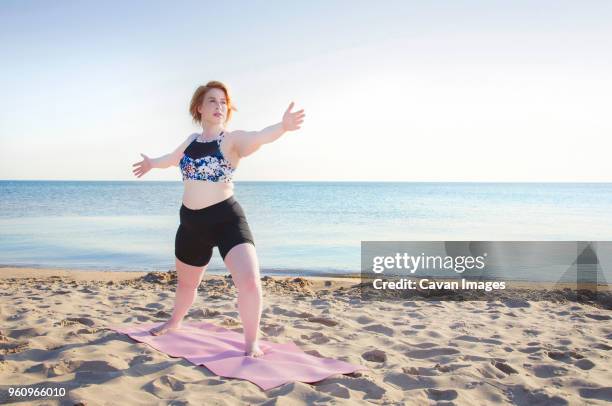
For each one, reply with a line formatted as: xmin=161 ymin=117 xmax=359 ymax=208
xmin=4 ymin=0 xmax=612 ymax=403
xmin=1 ymin=267 xmax=611 ymax=405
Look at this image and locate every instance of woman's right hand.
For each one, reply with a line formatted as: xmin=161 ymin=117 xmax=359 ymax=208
xmin=132 ymin=153 xmax=152 ymax=178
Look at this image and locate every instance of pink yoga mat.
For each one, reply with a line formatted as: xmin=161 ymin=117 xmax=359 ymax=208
xmin=109 ymin=321 xmax=367 ymax=390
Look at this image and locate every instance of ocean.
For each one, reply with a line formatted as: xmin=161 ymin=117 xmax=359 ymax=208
xmin=2 ymin=180 xmax=612 ymax=282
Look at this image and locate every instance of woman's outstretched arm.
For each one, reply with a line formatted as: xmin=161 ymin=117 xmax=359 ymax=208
xmin=231 ymin=101 xmax=305 ymax=158
xmin=132 ymin=133 xmax=198 ymax=177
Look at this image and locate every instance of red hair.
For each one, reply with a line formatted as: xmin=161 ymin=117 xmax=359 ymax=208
xmin=189 ymin=81 xmax=237 ymax=125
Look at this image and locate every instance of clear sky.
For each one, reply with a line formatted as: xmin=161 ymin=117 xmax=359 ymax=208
xmin=1 ymin=0 xmax=611 ymax=181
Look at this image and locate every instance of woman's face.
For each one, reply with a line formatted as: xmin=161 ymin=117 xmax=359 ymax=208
xmin=198 ymin=88 xmax=228 ymax=126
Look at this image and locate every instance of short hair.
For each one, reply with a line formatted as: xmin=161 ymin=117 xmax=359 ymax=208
xmin=189 ymin=80 xmax=237 ymax=125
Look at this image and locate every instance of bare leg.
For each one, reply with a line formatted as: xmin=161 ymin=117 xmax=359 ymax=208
xmin=223 ymin=242 xmax=264 ymax=357
xmin=150 ymin=257 xmax=206 ymax=335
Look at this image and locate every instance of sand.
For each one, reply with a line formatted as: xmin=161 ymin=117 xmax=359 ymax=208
xmin=1 ymin=266 xmax=611 ymax=405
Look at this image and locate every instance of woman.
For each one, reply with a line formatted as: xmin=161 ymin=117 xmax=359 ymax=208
xmin=132 ymin=81 xmax=305 ymax=357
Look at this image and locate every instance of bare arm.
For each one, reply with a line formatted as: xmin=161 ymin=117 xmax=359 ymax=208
xmin=132 ymin=133 xmax=198 ymax=178
xmin=231 ymin=102 xmax=305 ymax=158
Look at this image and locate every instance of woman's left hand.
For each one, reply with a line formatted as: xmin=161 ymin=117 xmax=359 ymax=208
xmin=282 ymin=101 xmax=305 ymax=131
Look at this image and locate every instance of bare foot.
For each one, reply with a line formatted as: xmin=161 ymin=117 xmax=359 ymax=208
xmin=245 ymin=341 xmax=265 ymax=358
xmin=150 ymin=320 xmax=182 ymax=336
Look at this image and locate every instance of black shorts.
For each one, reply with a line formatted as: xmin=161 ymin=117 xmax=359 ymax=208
xmin=175 ymin=196 xmax=255 ymax=267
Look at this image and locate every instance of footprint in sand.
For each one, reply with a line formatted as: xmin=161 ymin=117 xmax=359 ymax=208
xmin=547 ymin=350 xmax=584 ymax=362
xmin=270 ymin=305 xmax=313 ymax=318
xmin=519 ymin=345 xmax=542 ymax=354
xmin=574 ymin=359 xmax=595 ymax=370
xmin=502 ymin=298 xmax=530 ymax=308
xmin=454 ymin=335 xmax=480 ymax=343
xmin=356 ymin=315 xmax=376 ymax=325
xmin=361 ymin=349 xmax=387 ymax=363
xmin=455 ymin=335 xmax=503 ymax=346
xmin=144 ymin=374 xmax=187 ymax=395
xmin=310 ymin=298 xmax=329 ymax=307
xmin=123 ymin=315 xmax=150 ymax=323
xmin=304 ymin=349 xmax=325 ymax=358
xmin=261 ymin=323 xmax=285 ymax=336
xmin=406 ymin=347 xmax=460 ymax=359
xmin=145 ymin=302 xmax=163 ymax=309
xmin=413 ymin=342 xmax=438 ymax=349
xmin=306 ymin=317 xmax=338 ymax=327
xmin=7 ymin=327 xmax=46 ymax=339
xmin=426 ymin=331 xmax=442 ymax=338
xmin=402 ymin=366 xmax=439 ymax=376
xmin=556 ymin=310 xmax=570 ymax=316
xmin=449 ymin=321 xmax=467 ymax=330
xmin=505 ymin=385 xmax=568 ymax=405
xmin=129 ymin=354 xmax=154 ymax=366
xmin=316 ymin=376 xmax=387 ymax=400
xmin=523 ymin=329 xmax=541 ymax=337
xmin=363 ymin=324 xmax=394 ymax=337
xmin=427 ymin=388 xmax=458 ymax=401
xmin=76 ymin=328 xmax=97 ymax=334
xmin=304 ymin=332 xmax=330 ymax=344
xmin=434 ymin=363 xmax=472 ymax=373
xmin=132 ymin=306 xmax=155 ymax=313
xmin=531 ymin=364 xmax=568 ymax=378
xmin=383 ymin=372 xmax=435 ymax=391
xmin=24 ymin=361 xmax=70 ymax=377
xmin=314 ymin=382 xmax=351 ymax=399
xmin=63 ymin=359 xmax=125 ymax=382
xmin=579 ymin=387 xmax=612 ymax=402
xmin=197 ymin=378 xmax=225 ymax=386
xmin=483 ymin=338 xmax=504 ymax=345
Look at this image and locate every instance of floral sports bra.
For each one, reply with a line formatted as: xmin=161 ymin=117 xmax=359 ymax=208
xmin=179 ymin=132 xmax=235 ymax=182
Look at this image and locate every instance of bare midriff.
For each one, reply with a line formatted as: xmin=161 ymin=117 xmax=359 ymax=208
xmin=182 ymin=180 xmax=235 ymax=210
xmin=180 ymin=135 xmax=240 ymax=210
